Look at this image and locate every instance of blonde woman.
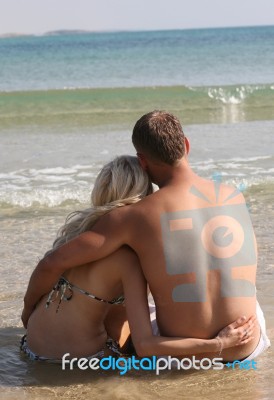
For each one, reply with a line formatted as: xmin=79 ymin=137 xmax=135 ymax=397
xmin=22 ymin=156 xmax=255 ymax=361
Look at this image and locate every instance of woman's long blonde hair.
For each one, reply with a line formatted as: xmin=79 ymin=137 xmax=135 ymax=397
xmin=49 ymin=155 xmax=153 ymax=252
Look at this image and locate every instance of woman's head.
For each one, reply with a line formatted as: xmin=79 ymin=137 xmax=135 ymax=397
xmin=92 ymin=155 xmax=153 ymax=206
xmin=48 ymin=155 xmax=152 ymax=253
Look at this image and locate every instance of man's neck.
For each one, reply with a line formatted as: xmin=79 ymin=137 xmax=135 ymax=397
xmin=150 ymin=159 xmax=196 ymax=188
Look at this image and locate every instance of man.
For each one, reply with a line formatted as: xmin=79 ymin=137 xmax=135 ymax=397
xmin=22 ymin=110 xmax=269 ymax=361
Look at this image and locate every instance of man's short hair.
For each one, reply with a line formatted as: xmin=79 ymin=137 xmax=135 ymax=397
xmin=132 ymin=110 xmax=185 ymax=165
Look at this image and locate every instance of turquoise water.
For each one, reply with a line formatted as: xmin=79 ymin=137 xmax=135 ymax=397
xmin=1 ymin=85 xmax=274 ymax=132
xmin=0 ymin=26 xmax=273 ymax=212
xmin=1 ymin=26 xmax=274 ymax=90
xmin=0 ymin=26 xmax=274 ymax=400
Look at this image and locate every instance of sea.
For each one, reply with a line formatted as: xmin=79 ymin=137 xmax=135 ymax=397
xmin=0 ymin=25 xmax=274 ymax=400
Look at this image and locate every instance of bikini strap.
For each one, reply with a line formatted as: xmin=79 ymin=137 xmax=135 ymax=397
xmin=45 ymin=277 xmax=124 ymax=312
xmin=66 ymin=278 xmax=125 ymax=305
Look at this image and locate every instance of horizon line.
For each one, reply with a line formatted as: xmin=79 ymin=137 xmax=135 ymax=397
xmin=0 ymin=23 xmax=273 ymax=38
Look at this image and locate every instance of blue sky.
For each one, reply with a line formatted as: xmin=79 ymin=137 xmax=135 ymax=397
xmin=0 ymin=0 xmax=273 ymax=34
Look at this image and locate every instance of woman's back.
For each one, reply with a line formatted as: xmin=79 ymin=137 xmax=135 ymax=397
xmin=26 ymin=247 xmax=131 ymax=359
xmin=24 ymin=156 xmax=153 ymax=360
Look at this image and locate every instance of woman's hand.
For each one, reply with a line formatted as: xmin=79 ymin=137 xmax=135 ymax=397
xmin=216 ymin=315 xmax=257 ymax=351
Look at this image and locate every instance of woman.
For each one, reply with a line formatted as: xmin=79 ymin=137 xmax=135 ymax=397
xmin=21 ymin=156 xmax=255 ymax=361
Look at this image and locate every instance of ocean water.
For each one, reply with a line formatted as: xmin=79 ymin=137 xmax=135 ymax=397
xmin=0 ymin=26 xmax=274 ymax=400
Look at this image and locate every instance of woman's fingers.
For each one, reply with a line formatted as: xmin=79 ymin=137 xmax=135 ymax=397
xmin=229 ymin=314 xmax=256 ymax=329
xmin=236 ymin=336 xmax=255 ymax=346
xmin=241 ymin=316 xmax=256 ymax=337
xmin=217 ymin=314 xmax=257 ymax=349
xmin=236 ymin=318 xmax=257 ymax=344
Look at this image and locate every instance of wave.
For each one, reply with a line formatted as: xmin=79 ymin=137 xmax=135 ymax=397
xmin=1 ymin=178 xmax=273 ymax=210
xmin=0 ymin=165 xmax=96 ymax=209
xmin=0 ymin=189 xmax=89 ymax=209
xmin=1 ymin=82 xmax=274 ymax=97
xmin=1 ymin=84 xmax=273 ymax=127
xmin=1 ymin=159 xmax=273 ymax=210
xmin=205 ymin=85 xmax=274 ymax=105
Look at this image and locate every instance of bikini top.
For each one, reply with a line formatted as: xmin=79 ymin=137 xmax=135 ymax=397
xmin=46 ymin=276 xmax=125 ymax=313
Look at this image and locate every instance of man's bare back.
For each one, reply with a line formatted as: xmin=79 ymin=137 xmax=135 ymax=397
xmin=114 ymin=172 xmax=260 ymax=361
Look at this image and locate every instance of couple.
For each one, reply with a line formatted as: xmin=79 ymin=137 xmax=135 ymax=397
xmin=21 ymin=111 xmax=270 ymax=363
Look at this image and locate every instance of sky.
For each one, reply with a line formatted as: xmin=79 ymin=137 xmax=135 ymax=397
xmin=0 ymin=0 xmax=273 ymax=35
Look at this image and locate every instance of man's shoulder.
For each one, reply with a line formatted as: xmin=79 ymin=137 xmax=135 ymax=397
xmin=103 ymin=195 xmax=157 ymax=221
xmin=218 ymin=182 xmax=246 ymax=205
xmin=130 ymin=190 xmax=163 ymax=214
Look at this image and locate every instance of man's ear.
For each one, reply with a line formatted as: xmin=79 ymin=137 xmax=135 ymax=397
xmin=137 ymin=152 xmax=148 ymax=170
xmin=184 ymin=137 xmax=190 ymax=155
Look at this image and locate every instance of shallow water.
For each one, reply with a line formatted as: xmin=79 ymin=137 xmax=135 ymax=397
xmin=1 ymin=121 xmax=274 ymax=399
